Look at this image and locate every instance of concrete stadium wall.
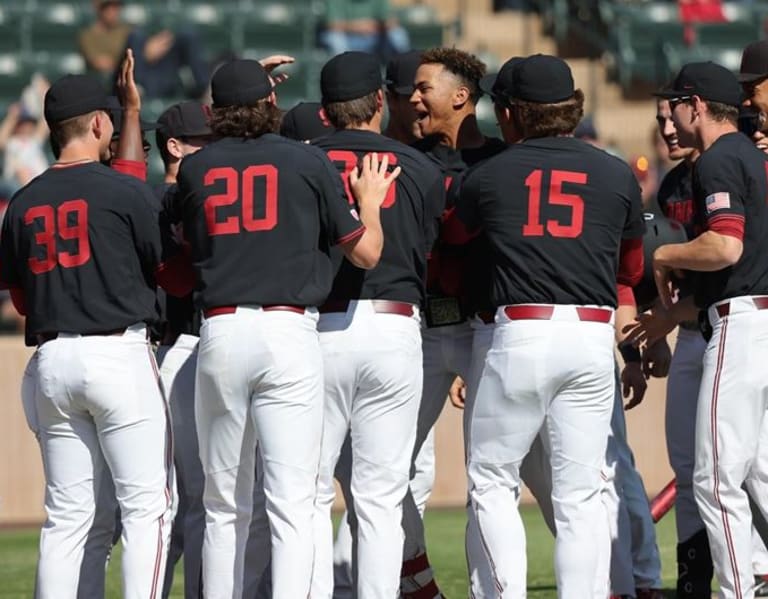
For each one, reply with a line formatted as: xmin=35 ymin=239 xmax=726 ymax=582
xmin=0 ymin=335 xmax=674 ymax=526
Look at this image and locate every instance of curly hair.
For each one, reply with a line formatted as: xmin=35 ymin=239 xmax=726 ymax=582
xmin=502 ymin=89 xmax=585 ymax=138
xmin=209 ymin=101 xmax=282 ymax=139
xmin=420 ymin=47 xmax=486 ymax=104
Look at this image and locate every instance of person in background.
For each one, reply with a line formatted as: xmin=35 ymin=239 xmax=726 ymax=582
xmin=319 ymin=0 xmax=410 ymax=62
xmin=79 ymin=1 xmax=133 ymax=83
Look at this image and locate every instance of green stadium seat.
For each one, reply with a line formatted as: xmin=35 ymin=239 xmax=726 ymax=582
xmin=612 ymin=18 xmax=685 ymax=90
xmin=0 ymin=9 xmax=26 ymax=54
xmin=26 ymin=52 xmax=86 ymax=80
xmin=0 ymin=55 xmax=35 ymax=101
xmin=28 ymin=4 xmax=84 ymax=54
xmin=403 ymin=23 xmax=444 ymax=50
xmin=694 ymin=21 xmax=759 ymax=49
xmin=241 ymin=7 xmax=312 ymax=55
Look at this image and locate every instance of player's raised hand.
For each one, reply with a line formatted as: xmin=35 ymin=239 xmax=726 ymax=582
xmin=350 ymin=152 xmax=402 ymax=209
xmin=449 ymin=376 xmax=466 ymax=409
xmin=117 ymin=48 xmax=141 ymax=112
xmin=622 ymin=361 xmax=647 ymax=410
xmin=259 ymin=55 xmax=294 ymax=86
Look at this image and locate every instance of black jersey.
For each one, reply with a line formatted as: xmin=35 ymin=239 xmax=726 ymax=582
xmin=457 ymin=136 xmax=645 ymax=308
xmin=414 ymin=135 xmax=506 ymax=317
xmin=171 ymin=134 xmax=365 ymax=310
xmin=0 ymin=162 xmax=161 ymax=337
xmin=658 ymin=160 xmax=696 ymax=239
xmin=691 ymin=132 xmax=768 ymax=308
xmin=155 ymin=182 xmax=199 ymax=338
xmin=313 ymin=129 xmax=443 ymax=305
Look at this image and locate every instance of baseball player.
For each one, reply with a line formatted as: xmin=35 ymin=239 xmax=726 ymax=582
xmin=456 ymin=54 xmax=645 ymax=597
xmin=279 ymin=101 xmax=334 ymax=141
xmin=170 ymin=58 xmax=397 ymax=599
xmin=0 ymin=72 xmax=175 ymax=599
xmin=643 ymin=61 xmax=768 ymax=598
xmin=384 ymin=50 xmax=423 ymax=145
xmin=152 ymin=100 xmax=212 ymax=599
xmin=309 ymin=50 xmax=444 ymax=599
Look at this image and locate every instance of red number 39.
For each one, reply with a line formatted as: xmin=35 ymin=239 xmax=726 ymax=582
xmin=24 ymin=200 xmax=91 ymax=274
xmin=327 ymin=150 xmax=398 ymax=208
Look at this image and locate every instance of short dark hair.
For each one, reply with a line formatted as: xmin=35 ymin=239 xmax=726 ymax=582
xmin=208 ymin=100 xmax=282 ymax=139
xmin=499 ymin=89 xmax=585 ymax=138
xmin=323 ymin=91 xmax=378 ymax=129
xmin=420 ymin=47 xmax=486 ymax=104
xmin=49 ymin=111 xmax=98 ymax=152
xmin=706 ymin=100 xmax=739 ymax=125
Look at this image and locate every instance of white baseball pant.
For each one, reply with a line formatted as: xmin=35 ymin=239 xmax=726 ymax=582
xmin=464 ymin=315 xmax=557 ymax=598
xmin=330 ymin=428 xmax=436 ymax=599
xmin=468 ymin=305 xmax=615 ymax=598
xmin=30 ymin=325 xmax=174 ymax=599
xmin=311 ymin=300 xmax=423 ymax=599
xmin=158 ymin=334 xmax=204 ymax=599
xmin=693 ymin=297 xmax=768 ymax=599
xmin=196 ymin=306 xmax=323 ymax=599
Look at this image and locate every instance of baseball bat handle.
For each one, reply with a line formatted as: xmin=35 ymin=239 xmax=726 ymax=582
xmin=650 ymin=478 xmax=676 ymax=523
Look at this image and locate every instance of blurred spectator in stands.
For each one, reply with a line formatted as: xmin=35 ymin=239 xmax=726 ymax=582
xmin=0 ymin=76 xmax=50 ymax=192
xmin=679 ymin=0 xmax=726 ymax=45
xmin=319 ymin=0 xmax=410 ymax=63
xmin=79 ymin=0 xmax=210 ymax=99
xmin=79 ymin=0 xmax=132 ymax=84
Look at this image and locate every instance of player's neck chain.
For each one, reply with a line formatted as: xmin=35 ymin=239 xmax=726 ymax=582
xmin=53 ymin=158 xmax=96 ymax=168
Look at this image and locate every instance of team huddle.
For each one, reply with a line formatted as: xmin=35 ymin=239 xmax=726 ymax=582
xmin=3 ymin=35 xmax=768 ymax=599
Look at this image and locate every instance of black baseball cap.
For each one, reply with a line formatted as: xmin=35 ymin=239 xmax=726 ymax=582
xmin=321 ymin=52 xmax=382 ymax=103
xmin=479 ymin=56 xmax=524 ymax=103
xmin=157 ymin=102 xmax=212 ymax=139
xmin=385 ymin=50 xmax=422 ymax=96
xmin=510 ymin=54 xmax=574 ymax=103
xmin=44 ymin=74 xmax=113 ymax=125
xmin=739 ymin=40 xmax=768 ymax=83
xmin=211 ymin=59 xmax=273 ymax=108
xmin=655 ymin=62 xmax=743 ymax=107
xmin=280 ymin=102 xmax=334 ymax=141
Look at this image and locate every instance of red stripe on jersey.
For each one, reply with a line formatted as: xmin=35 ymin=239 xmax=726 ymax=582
xmin=441 ymin=206 xmax=479 ymax=245
xmin=708 ymin=214 xmax=745 ymax=241
xmin=618 ymin=237 xmax=644 ymax=287
xmin=617 ymin=283 xmax=636 ymax=307
xmin=111 ymin=158 xmax=147 ymax=181
xmin=156 ymin=251 xmax=196 ymax=297
xmin=336 ymin=225 xmax=366 ymax=246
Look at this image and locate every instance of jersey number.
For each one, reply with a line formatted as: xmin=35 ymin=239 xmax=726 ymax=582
xmin=523 ymin=169 xmax=586 ymax=238
xmin=327 ymin=150 xmax=398 ymax=208
xmin=204 ymin=166 xmax=278 ymax=235
xmin=24 ymin=200 xmax=90 ymax=274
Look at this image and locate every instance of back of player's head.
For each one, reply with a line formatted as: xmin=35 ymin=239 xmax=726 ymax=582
xmin=156 ymin=102 xmax=213 ymax=166
xmin=280 ymin=102 xmax=334 ymax=141
xmin=491 ymin=54 xmax=584 ymax=138
xmin=45 ymin=74 xmax=114 ymax=150
xmin=209 ymin=59 xmax=281 ymax=138
xmin=321 ymin=52 xmax=383 ymax=129
xmin=419 ymin=47 xmax=486 ymax=104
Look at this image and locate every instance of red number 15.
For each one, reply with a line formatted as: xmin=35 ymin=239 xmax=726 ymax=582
xmin=523 ymin=169 xmax=586 ymax=238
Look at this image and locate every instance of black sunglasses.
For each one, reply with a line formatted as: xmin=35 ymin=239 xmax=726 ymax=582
xmin=668 ymin=96 xmax=692 ymax=111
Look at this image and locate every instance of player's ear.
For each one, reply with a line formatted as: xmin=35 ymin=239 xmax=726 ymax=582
xmin=453 ymin=84 xmax=470 ymax=109
xmin=92 ymin=110 xmax=107 ymax=140
xmin=167 ymin=137 xmax=184 ymax=160
xmin=376 ymin=89 xmax=384 ymax=112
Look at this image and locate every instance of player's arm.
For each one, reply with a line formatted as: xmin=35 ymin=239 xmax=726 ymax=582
xmin=615 ymin=287 xmax=647 ymax=409
xmin=340 ymin=152 xmax=400 ymax=269
xmin=155 ymin=183 xmax=196 ymax=297
xmin=111 ymin=49 xmax=146 ymax=180
xmin=0 ymin=207 xmax=25 ymax=315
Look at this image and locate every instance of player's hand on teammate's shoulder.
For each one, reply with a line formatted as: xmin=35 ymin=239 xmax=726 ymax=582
xmin=449 ymin=376 xmax=466 ymax=409
xmin=621 ymin=361 xmax=648 ymax=410
xmin=641 ymin=338 xmax=672 ymax=379
xmin=349 ymin=152 xmax=402 ymax=210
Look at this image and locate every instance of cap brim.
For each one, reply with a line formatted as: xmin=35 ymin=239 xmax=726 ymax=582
xmin=738 ymin=72 xmax=768 ymax=83
xmin=652 ymin=88 xmax=683 ymax=99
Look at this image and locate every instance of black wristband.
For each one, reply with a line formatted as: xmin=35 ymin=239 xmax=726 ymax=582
xmin=618 ymin=342 xmax=641 ymax=363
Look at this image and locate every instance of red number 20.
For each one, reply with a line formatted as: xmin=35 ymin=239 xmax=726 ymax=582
xmin=204 ymin=166 xmax=278 ymax=236
xmin=24 ymin=200 xmax=90 ymax=274
xmin=523 ymin=169 xmax=586 ymax=238
xmin=327 ymin=150 xmax=398 ymax=208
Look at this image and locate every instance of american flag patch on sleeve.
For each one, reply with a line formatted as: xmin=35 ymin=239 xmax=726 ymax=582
xmin=705 ymin=192 xmax=731 ymax=213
